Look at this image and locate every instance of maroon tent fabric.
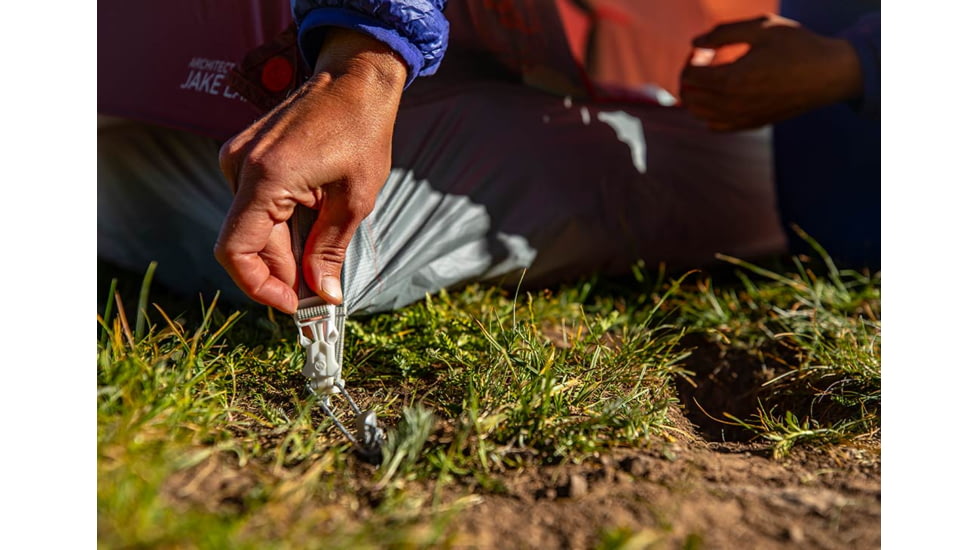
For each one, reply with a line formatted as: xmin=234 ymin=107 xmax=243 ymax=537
xmin=98 ymin=1 xmax=293 ymax=140
xmin=98 ymin=1 xmax=777 ymax=139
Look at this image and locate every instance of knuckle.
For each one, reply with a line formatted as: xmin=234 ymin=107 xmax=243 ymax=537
xmin=347 ymin=194 xmax=376 ymax=219
xmin=245 ymin=148 xmax=290 ymax=179
xmin=212 ymin=242 xmax=232 ymax=267
xmin=244 ymin=151 xmax=274 ymax=175
xmin=331 ymin=178 xmax=379 ymax=220
xmin=218 ymin=140 xmax=240 ymax=180
xmin=212 ymin=239 xmax=226 ymax=260
xmin=309 ymin=243 xmax=347 ymax=267
xmin=218 ymin=138 xmax=236 ymax=163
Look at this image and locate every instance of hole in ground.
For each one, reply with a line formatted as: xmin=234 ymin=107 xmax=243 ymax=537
xmin=674 ymin=334 xmax=771 ymax=443
xmin=675 ymin=334 xmax=879 ymax=445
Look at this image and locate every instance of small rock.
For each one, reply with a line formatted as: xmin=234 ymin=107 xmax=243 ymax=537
xmin=660 ymin=446 xmax=678 ymax=462
xmin=788 ymin=525 xmax=805 ymax=543
xmin=534 ymin=486 xmax=557 ymax=500
xmin=568 ymin=474 xmax=588 ymax=498
xmin=621 ymin=456 xmax=652 ymax=477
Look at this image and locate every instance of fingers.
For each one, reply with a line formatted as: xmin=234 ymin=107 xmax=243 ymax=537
xmin=260 ymin=221 xmax=299 ymax=292
xmin=689 ymin=48 xmax=716 ymax=67
xmin=684 ymin=14 xmax=790 ymax=91
xmin=680 ymin=88 xmax=723 ymax=119
xmin=680 ymin=87 xmax=767 ymax=132
xmin=215 ymin=194 xmax=299 ymax=314
xmin=680 ymin=88 xmax=735 ymax=130
xmin=681 ymin=63 xmax=733 ymax=92
xmin=214 ymin=59 xmax=396 ymax=311
xmin=692 ymin=15 xmax=770 ymax=48
xmin=302 ymin=186 xmax=375 ymax=305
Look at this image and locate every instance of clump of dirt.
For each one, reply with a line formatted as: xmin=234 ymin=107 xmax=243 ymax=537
xmin=162 ymin=453 xmax=263 ymax=515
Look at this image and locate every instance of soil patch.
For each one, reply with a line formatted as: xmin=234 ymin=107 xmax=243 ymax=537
xmin=445 ymin=436 xmax=880 ymax=549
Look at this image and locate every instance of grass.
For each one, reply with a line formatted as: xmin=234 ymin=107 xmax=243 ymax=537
xmin=97 ymin=240 xmax=880 ymax=547
xmin=668 ymin=230 xmax=880 ymax=454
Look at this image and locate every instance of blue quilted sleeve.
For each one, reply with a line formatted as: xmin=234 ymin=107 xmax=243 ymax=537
xmin=291 ymin=0 xmax=449 ymax=88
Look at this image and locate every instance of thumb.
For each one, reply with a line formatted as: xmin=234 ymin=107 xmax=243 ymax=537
xmin=693 ymin=15 xmax=770 ymax=48
xmin=302 ymin=194 xmax=364 ymax=305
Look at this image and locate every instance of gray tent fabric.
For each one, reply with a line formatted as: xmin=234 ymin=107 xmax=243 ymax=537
xmin=98 ymin=117 xmax=248 ymax=305
xmin=98 ymin=74 xmax=786 ymax=315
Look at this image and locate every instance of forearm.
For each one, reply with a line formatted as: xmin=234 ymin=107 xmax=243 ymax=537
xmin=313 ymin=28 xmax=408 ymax=94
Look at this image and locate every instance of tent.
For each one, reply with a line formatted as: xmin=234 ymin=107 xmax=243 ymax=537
xmin=98 ymin=0 xmax=783 ymax=316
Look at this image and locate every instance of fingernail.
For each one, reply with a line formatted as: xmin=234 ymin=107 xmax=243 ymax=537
xmin=321 ymin=276 xmax=343 ymax=303
xmin=690 ymin=48 xmax=716 ymax=67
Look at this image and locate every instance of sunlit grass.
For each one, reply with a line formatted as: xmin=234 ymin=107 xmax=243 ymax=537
xmin=97 ymin=237 xmax=881 ymax=546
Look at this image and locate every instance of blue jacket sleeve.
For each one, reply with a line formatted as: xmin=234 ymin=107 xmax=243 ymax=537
xmin=839 ymin=12 xmax=880 ymax=120
xmin=291 ymin=0 xmax=449 ymax=88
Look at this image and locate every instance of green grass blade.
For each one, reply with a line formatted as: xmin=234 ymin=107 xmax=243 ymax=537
xmin=100 ymin=277 xmax=119 ymax=349
xmin=134 ymin=261 xmax=158 ymax=342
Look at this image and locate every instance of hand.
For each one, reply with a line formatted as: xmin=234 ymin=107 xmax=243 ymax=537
xmin=679 ymin=14 xmax=863 ymax=132
xmin=215 ymin=29 xmax=407 ymax=313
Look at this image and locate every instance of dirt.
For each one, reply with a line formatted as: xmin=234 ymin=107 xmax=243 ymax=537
xmin=443 ymin=425 xmax=880 ymax=549
xmin=163 ymin=404 xmax=879 ymax=550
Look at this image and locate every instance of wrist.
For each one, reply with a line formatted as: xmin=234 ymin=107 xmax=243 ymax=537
xmin=822 ymin=36 xmax=863 ymax=105
xmin=313 ymin=28 xmax=408 ymax=94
